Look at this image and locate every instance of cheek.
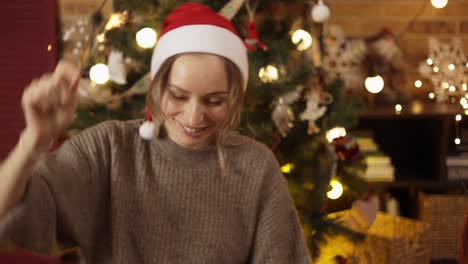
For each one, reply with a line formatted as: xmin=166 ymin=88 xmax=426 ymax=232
xmin=161 ymin=97 xmax=180 ymax=116
xmin=209 ymin=106 xmax=229 ymax=124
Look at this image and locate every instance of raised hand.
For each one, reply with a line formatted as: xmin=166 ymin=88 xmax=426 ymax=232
xmin=20 ymin=61 xmax=80 ymax=153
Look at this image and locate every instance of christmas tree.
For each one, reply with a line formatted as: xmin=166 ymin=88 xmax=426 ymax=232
xmin=62 ymin=0 xmax=371 ymax=259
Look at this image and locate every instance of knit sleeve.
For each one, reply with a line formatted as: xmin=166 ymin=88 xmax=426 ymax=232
xmin=0 ymin=122 xmax=112 ymax=257
xmin=250 ymin=153 xmax=312 ymax=264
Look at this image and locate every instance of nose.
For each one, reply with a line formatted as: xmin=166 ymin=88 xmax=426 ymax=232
xmin=185 ymin=99 xmax=205 ymax=126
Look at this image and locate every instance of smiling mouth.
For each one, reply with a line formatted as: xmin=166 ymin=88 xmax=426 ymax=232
xmin=177 ymin=121 xmax=207 ymax=135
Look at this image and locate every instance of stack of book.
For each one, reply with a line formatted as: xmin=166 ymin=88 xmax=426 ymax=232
xmin=447 ymin=127 xmax=468 ymax=180
xmin=357 ymin=136 xmax=395 ymax=182
xmin=446 ymin=154 xmax=468 ymax=180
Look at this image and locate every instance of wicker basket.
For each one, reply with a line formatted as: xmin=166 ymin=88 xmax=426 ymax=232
xmin=419 ymin=194 xmax=468 ymax=260
xmin=316 ymin=211 xmax=431 ymax=264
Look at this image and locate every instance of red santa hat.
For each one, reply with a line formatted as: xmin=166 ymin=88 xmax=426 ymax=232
xmin=139 ymin=2 xmax=249 ymax=140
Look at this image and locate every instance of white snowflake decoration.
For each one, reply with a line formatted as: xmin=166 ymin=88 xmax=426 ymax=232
xmin=372 ymin=36 xmax=401 ymax=63
xmin=418 ymin=37 xmax=468 ymax=103
xmin=322 ymin=37 xmax=367 ymax=90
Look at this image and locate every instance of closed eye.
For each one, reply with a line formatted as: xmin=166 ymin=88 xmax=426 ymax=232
xmin=205 ymin=97 xmax=226 ymax=107
xmin=168 ymin=90 xmax=187 ymax=101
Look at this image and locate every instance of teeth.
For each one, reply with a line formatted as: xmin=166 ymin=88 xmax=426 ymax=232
xmin=179 ymin=123 xmax=204 ymax=133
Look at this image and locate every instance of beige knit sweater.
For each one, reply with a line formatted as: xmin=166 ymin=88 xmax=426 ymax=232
xmin=0 ymin=120 xmax=312 ymax=263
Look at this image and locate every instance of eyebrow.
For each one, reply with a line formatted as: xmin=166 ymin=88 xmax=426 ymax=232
xmin=167 ymin=83 xmax=228 ymax=96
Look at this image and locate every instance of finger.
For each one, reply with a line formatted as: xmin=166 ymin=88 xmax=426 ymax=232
xmin=59 ymin=72 xmax=80 ymax=106
xmin=21 ymin=79 xmax=40 ymax=109
xmin=53 ymin=60 xmax=80 ymax=87
xmin=45 ymin=81 xmax=62 ymax=110
xmin=70 ymin=72 xmax=80 ymax=94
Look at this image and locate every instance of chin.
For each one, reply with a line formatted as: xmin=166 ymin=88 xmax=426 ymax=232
xmin=164 ymin=118 xmax=219 ymax=149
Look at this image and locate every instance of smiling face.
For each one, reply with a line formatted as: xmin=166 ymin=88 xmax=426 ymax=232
xmin=161 ymin=54 xmax=230 ymax=149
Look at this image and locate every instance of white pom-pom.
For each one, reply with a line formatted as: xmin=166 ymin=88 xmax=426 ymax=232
xmin=311 ymin=1 xmax=330 ymax=23
xmin=139 ymin=121 xmax=155 ymax=140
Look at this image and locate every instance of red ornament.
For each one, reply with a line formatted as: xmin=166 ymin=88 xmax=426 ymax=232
xmin=335 ymin=255 xmax=347 ymax=264
xmin=333 ymin=136 xmax=360 ymax=161
xmin=244 ymin=21 xmax=267 ymax=51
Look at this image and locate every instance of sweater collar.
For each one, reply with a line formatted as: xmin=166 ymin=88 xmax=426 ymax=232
xmin=152 ymin=131 xmax=219 ymax=169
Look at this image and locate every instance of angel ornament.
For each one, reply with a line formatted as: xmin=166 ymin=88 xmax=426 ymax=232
xmin=300 ymin=89 xmax=333 ymax=134
xmin=271 ymin=86 xmax=304 ymax=137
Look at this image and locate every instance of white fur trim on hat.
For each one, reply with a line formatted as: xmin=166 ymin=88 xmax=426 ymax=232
xmin=151 ymin=25 xmax=248 ymax=90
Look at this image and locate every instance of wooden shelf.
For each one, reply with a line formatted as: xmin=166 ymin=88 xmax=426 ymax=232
xmin=361 ymin=101 xmax=463 ymax=119
xmin=372 ymin=180 xmax=468 ymax=190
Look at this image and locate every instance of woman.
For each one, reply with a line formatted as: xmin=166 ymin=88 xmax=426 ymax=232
xmin=0 ymin=3 xmax=311 ymax=263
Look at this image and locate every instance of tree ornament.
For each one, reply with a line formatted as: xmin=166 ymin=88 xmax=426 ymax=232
xmin=272 ymin=103 xmax=295 ymax=137
xmin=333 ymin=136 xmax=360 ymax=161
xmin=349 ymin=196 xmax=379 ymax=231
xmin=334 ymin=255 xmax=348 ymax=264
xmin=311 ymin=0 xmax=331 ymax=23
xmin=300 ymin=89 xmax=331 ymax=134
xmin=258 ymin=64 xmax=279 ymax=83
xmin=244 ymin=0 xmax=267 ymax=51
xmin=271 ymin=86 xmax=303 ymax=137
xmin=218 ymin=0 xmax=245 ymax=20
xmin=108 ymin=49 xmax=127 ymax=85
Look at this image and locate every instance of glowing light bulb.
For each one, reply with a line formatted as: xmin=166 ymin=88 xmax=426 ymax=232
xmin=259 ymin=65 xmax=279 ymax=83
xmin=326 ymin=127 xmax=346 ymax=143
xmin=449 ymin=85 xmax=456 ymax=92
xmin=433 ymin=66 xmax=439 ymax=72
xmin=429 ymin=92 xmax=435 ymax=99
xmin=97 ymin=33 xmax=105 ymax=43
xmin=47 ymin=44 xmax=52 ymax=52
xmin=463 ymin=83 xmax=468 ymax=91
xmin=442 ymin=82 xmax=450 ymax=89
xmin=365 ymin=75 xmax=384 ymax=94
xmin=455 ymin=138 xmax=461 ymax=145
xmin=291 ymin=29 xmax=312 ymax=51
xmin=427 ymin=58 xmax=434 ymax=65
xmin=431 ymin=0 xmax=448 ymax=9
xmin=460 ymin=97 xmax=468 ymax=106
xmin=105 ymin=12 xmax=128 ymax=30
xmin=456 ymin=114 xmax=462 ymax=121
xmin=327 ymin=180 xmax=343 ymax=200
xmin=415 ymin=80 xmax=422 ymax=88
xmin=136 ymin=27 xmax=157 ymax=49
xmin=281 ymin=163 xmax=295 ymax=174
xmin=448 ymin=64 xmax=455 ymax=71
xmin=89 ymin=64 xmax=110 ymax=85
xmin=395 ymin=104 xmax=402 ymax=112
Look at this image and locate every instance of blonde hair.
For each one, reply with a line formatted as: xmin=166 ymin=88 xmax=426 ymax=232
xmin=146 ymin=53 xmax=245 ymax=174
